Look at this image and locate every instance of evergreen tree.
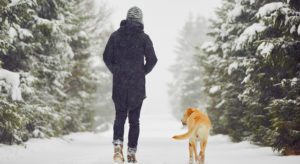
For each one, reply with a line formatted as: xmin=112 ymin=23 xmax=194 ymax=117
xmin=169 ymin=16 xmax=210 ymax=119
xmin=0 ymin=0 xmax=112 ymax=144
xmin=63 ymin=0 xmax=113 ymax=131
xmin=202 ymin=0 xmax=300 ymax=154
xmin=201 ymin=0 xmax=242 ymax=136
xmin=87 ymin=3 xmax=115 ymax=129
xmin=247 ymin=0 xmax=300 ymax=154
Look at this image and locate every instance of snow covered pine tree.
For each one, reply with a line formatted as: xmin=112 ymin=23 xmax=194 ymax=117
xmin=0 ymin=0 xmax=112 ymax=144
xmin=169 ymin=16 xmax=210 ymax=119
xmin=202 ymin=0 xmax=300 ymax=154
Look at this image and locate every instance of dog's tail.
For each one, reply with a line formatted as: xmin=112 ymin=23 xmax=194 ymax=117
xmin=172 ymin=123 xmax=198 ymax=140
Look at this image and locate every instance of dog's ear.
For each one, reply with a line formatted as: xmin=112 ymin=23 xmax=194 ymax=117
xmin=186 ymin=108 xmax=195 ymax=117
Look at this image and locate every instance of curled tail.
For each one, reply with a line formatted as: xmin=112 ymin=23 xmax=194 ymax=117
xmin=172 ymin=123 xmax=198 ymax=140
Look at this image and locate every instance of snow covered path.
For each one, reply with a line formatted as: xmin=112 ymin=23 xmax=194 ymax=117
xmin=1 ymin=113 xmax=300 ymax=164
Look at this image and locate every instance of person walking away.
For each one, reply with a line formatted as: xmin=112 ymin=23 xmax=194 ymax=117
xmin=103 ymin=6 xmax=157 ymax=163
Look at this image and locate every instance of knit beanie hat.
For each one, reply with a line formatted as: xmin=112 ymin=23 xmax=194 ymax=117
xmin=126 ymin=6 xmax=143 ymax=24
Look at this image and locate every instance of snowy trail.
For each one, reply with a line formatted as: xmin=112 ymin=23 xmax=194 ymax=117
xmin=1 ymin=113 xmax=300 ymax=164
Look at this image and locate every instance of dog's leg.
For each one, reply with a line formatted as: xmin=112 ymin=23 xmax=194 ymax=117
xmin=199 ymin=140 xmax=207 ymax=164
xmin=191 ymin=140 xmax=199 ymax=163
xmin=189 ymin=141 xmax=193 ymax=164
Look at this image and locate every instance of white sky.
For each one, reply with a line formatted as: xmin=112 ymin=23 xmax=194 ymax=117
xmin=97 ymin=0 xmax=221 ymax=114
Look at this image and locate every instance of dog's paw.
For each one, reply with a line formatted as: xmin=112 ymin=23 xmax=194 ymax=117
xmin=113 ymin=158 xmax=124 ymax=164
xmin=197 ymin=160 xmax=204 ymax=164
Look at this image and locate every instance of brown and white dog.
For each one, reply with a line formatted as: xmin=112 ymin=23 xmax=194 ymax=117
xmin=172 ymin=108 xmax=211 ymax=164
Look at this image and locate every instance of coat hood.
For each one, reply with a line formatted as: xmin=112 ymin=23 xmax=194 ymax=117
xmin=118 ymin=20 xmax=144 ymax=34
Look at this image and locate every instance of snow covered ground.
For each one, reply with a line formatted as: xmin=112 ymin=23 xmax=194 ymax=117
xmin=1 ymin=113 xmax=299 ymax=164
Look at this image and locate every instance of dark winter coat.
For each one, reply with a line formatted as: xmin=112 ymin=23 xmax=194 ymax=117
xmin=103 ymin=20 xmax=157 ymax=106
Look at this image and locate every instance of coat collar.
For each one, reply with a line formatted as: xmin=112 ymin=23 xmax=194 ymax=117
xmin=118 ymin=20 xmax=144 ymax=34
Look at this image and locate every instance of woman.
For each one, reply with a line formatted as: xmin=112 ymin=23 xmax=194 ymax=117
xmin=103 ymin=6 xmax=157 ymax=163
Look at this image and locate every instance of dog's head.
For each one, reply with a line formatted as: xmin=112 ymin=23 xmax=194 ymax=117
xmin=181 ymin=108 xmax=197 ymax=126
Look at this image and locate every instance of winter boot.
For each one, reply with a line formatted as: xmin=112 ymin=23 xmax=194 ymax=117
xmin=127 ymin=148 xmax=137 ymax=163
xmin=113 ymin=144 xmax=124 ymax=163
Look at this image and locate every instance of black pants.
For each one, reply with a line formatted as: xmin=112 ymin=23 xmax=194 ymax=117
xmin=113 ymin=101 xmax=143 ymax=149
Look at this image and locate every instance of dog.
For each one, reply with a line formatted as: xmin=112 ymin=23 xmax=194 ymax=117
xmin=172 ymin=108 xmax=211 ymax=164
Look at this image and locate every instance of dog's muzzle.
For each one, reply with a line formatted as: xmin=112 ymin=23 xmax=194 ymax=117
xmin=181 ymin=120 xmax=187 ymax=126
